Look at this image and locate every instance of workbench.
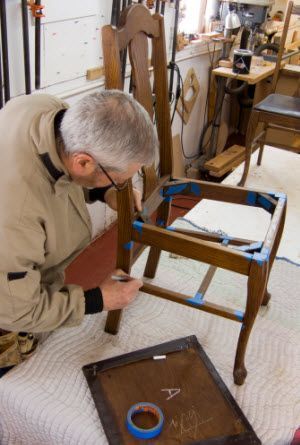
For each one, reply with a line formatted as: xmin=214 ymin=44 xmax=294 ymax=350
xmin=205 ymin=61 xmax=299 ymax=176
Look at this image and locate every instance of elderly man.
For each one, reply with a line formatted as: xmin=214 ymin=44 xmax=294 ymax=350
xmin=0 ymin=90 xmax=157 ymax=370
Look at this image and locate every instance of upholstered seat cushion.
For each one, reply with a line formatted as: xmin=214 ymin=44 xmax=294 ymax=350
xmin=254 ymin=93 xmax=300 ymax=119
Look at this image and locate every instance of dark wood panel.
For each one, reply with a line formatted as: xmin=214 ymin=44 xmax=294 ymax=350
xmin=83 ymin=336 xmax=261 ymax=445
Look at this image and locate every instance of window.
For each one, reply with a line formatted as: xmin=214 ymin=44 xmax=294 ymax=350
xmin=178 ymin=0 xmax=207 ymax=35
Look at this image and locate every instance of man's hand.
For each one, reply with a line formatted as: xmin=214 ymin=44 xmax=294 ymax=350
xmin=100 ymin=269 xmax=143 ymax=311
xmin=104 ymin=187 xmax=142 ymax=212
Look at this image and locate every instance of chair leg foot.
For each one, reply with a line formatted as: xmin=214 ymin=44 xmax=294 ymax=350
xmin=261 ymin=289 xmax=271 ymax=306
xmin=233 ymin=364 xmax=247 ymax=385
xmin=105 ymin=310 xmax=122 ymax=335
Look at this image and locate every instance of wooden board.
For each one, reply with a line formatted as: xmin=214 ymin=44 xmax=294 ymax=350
xmin=212 ymin=63 xmax=277 ymax=85
xmin=209 ymin=155 xmax=245 ymax=178
xmin=83 ymin=336 xmax=261 ymax=445
xmin=204 ymin=145 xmax=245 ymax=173
xmin=86 ymin=66 xmax=105 ymax=80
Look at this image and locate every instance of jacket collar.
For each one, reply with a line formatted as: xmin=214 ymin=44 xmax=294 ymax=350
xmin=35 ymin=101 xmax=70 ymax=186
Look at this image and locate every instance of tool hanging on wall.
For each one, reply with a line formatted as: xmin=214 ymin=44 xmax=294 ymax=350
xmin=21 ymin=0 xmax=31 ymax=94
xmin=0 ymin=0 xmax=10 ymax=103
xmin=168 ymin=0 xmax=180 ymax=101
xmin=111 ymin=0 xmax=121 ymax=27
xmin=111 ymin=0 xmax=131 ymax=84
xmin=0 ymin=46 xmax=3 ymax=108
xmin=28 ymin=0 xmax=45 ymax=90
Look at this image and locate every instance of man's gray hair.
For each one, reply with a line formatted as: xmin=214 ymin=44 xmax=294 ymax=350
xmin=60 ymin=90 xmax=158 ymax=172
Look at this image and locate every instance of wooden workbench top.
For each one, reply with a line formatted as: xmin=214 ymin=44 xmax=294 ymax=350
xmin=212 ymin=62 xmax=277 ymax=85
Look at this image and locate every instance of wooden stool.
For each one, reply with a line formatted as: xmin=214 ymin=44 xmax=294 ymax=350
xmin=239 ymin=1 xmax=300 ymax=186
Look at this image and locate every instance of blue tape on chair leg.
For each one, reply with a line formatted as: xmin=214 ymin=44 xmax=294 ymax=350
xmin=133 ymin=221 xmax=144 ymax=234
xmin=258 ymin=195 xmax=273 ymax=212
xmin=190 ymin=183 xmax=201 ymax=196
xmin=165 ymin=184 xmax=187 ymax=195
xmin=187 ymin=292 xmax=204 ymax=306
xmin=234 ymin=310 xmax=244 ymax=321
xmin=253 ymin=250 xmax=269 ymax=266
xmin=246 ymin=191 xmax=257 ymax=205
xmin=123 ymin=241 xmax=134 ymax=250
xmin=260 ymin=246 xmax=270 ymax=260
xmin=164 ymin=196 xmax=173 ymax=203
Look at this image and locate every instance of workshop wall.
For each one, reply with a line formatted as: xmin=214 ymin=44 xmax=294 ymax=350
xmin=2 ymin=1 xmax=212 ymax=237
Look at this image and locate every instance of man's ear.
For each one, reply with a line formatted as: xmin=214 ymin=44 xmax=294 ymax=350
xmin=71 ymin=153 xmax=95 ymax=176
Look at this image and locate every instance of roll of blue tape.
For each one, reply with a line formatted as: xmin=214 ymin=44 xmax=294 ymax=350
xmin=126 ymin=402 xmax=164 ymax=439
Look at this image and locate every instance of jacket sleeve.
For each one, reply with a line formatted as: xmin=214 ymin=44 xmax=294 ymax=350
xmin=0 ymin=224 xmax=87 ymax=333
xmin=83 ymin=186 xmax=113 ymax=204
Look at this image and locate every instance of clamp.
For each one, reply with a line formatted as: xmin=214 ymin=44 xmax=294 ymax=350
xmin=27 ymin=0 xmax=45 ymax=18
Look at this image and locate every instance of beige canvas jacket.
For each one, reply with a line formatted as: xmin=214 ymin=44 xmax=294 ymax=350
xmin=0 ymin=94 xmax=93 ymax=332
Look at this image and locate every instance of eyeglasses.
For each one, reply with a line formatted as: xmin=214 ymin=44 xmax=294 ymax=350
xmin=97 ymin=163 xmax=128 ymax=192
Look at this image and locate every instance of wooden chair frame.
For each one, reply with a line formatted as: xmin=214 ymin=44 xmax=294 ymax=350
xmin=101 ymin=4 xmax=286 ymax=385
xmin=239 ymin=1 xmax=300 ymax=186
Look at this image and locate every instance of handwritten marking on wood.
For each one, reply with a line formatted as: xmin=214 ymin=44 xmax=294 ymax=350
xmin=161 ymin=388 xmax=181 ymax=400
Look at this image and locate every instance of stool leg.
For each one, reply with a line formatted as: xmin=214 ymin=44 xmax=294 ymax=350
xmin=257 ymin=123 xmax=268 ymax=166
xmin=238 ymin=110 xmax=260 ymax=187
xmin=233 ymin=259 xmax=268 ymax=385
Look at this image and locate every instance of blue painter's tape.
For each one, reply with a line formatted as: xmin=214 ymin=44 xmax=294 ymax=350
xmin=244 ymin=252 xmax=254 ymax=262
xmin=165 ymin=184 xmax=187 ymax=195
xmin=166 ymin=226 xmax=176 ymax=231
xmin=261 ymin=246 xmax=270 ymax=261
xmin=246 ymin=191 xmax=257 ymax=206
xmin=275 ymin=192 xmax=287 ymax=200
xmin=164 ymin=196 xmax=173 ymax=203
xmin=123 ymin=241 xmax=134 ymax=250
xmin=222 ymin=236 xmax=233 ymax=242
xmin=258 ymin=195 xmax=273 ymax=212
xmin=190 ymin=183 xmax=201 ymax=196
xmin=237 ymin=241 xmax=263 ymax=252
xmin=133 ymin=221 xmax=144 ymax=234
xmin=268 ymin=191 xmax=287 ymax=200
xmin=253 ymin=251 xmax=269 ymax=266
xmin=222 ymin=238 xmax=230 ymax=246
xmin=126 ymin=402 xmax=164 ymax=440
xmin=187 ymin=292 xmax=204 ymax=306
xmin=157 ymin=219 xmax=165 ymax=227
xmin=234 ymin=310 xmax=244 ymax=321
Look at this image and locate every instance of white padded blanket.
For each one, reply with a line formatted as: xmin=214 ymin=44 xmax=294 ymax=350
xmin=0 ymin=252 xmax=299 ymax=445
